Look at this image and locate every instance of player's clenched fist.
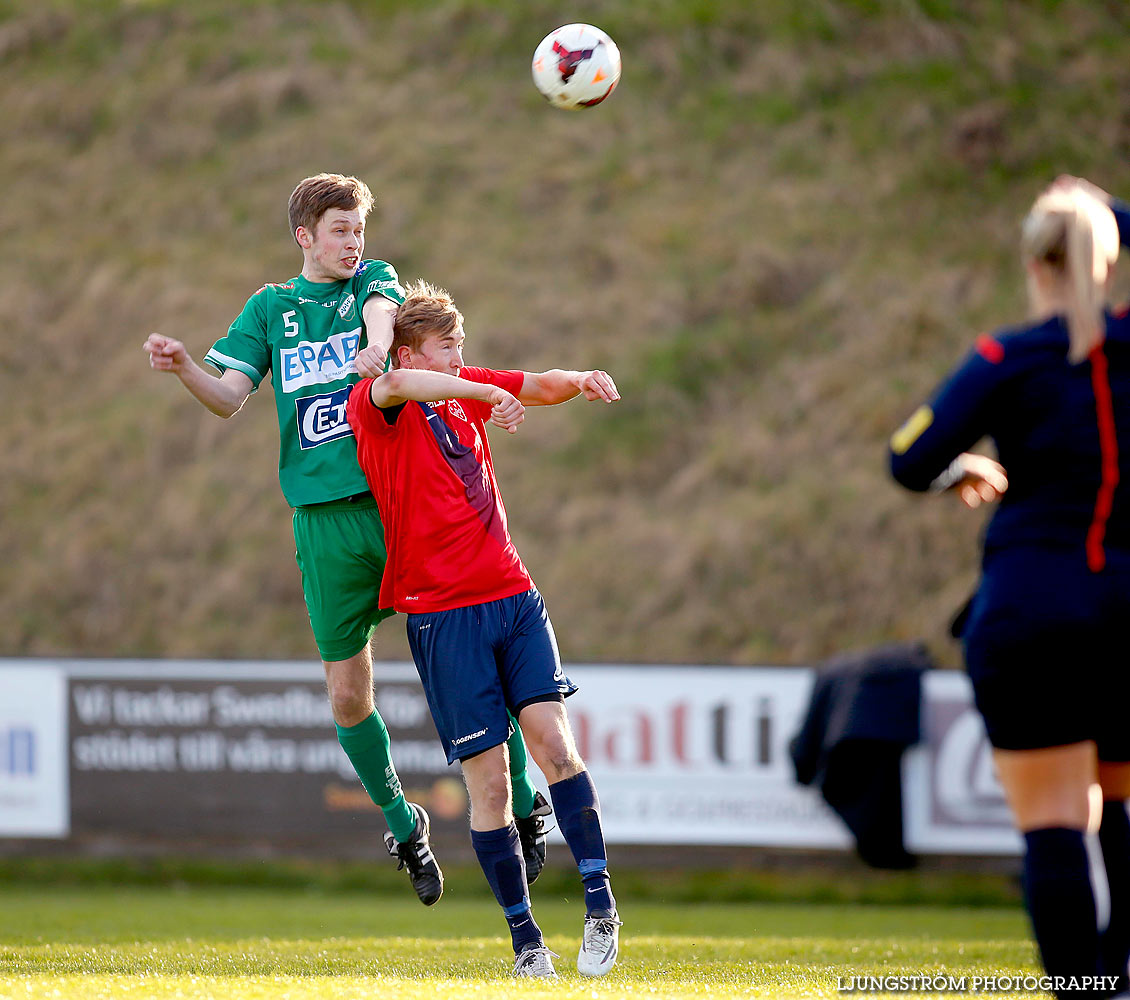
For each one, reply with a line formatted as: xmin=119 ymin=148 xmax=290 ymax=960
xmin=489 ymin=388 xmax=525 ymax=434
xmin=144 ymin=333 xmax=188 ymax=373
xmin=577 ymin=370 xmax=620 ymax=403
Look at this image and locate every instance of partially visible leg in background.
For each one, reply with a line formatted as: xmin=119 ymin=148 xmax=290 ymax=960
xmin=1098 ymin=761 xmax=1130 ymax=995
xmin=995 ymin=743 xmax=1100 ymax=999
xmin=507 ymin=711 xmax=552 ymax=885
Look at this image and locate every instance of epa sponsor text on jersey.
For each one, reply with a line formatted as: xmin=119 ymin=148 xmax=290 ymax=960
xmin=279 ymin=330 xmax=362 ymax=393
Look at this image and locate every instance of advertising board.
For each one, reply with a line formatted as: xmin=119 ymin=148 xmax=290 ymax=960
xmin=0 ymin=659 xmax=1019 ymax=856
xmin=902 ymin=670 xmax=1020 ymax=855
xmin=565 ymin=665 xmax=850 ymax=847
xmin=0 ymin=664 xmax=68 ymax=837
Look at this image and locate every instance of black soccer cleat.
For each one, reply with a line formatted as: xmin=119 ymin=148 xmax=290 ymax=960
xmin=384 ymin=803 xmax=444 ymax=906
xmin=515 ymin=791 xmax=553 ymax=886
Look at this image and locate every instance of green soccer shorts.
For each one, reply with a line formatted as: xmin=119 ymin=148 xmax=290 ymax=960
xmin=292 ymin=494 xmax=396 ymax=663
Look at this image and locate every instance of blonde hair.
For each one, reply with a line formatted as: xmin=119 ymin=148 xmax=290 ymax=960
xmin=1021 ymin=187 xmax=1119 ymax=363
xmin=391 ymin=279 xmax=464 ymax=363
xmin=287 ymin=173 xmax=374 ymax=245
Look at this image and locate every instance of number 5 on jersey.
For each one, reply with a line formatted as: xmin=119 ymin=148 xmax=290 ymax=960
xmin=283 ymin=310 xmax=300 ymax=337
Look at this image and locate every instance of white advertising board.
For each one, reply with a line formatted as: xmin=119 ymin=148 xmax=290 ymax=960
xmin=903 ymin=669 xmax=1020 ymax=855
xmin=0 ymin=658 xmax=1024 ymax=855
xmin=562 ymin=665 xmax=852 ymax=848
xmin=0 ymin=664 xmax=69 ymax=837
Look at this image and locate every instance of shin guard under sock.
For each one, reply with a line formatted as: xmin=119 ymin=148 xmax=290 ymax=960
xmin=336 ymin=711 xmax=415 ymax=843
xmin=549 ymin=770 xmax=615 ymax=915
xmin=1023 ymin=827 xmax=1100 ymax=997
xmin=471 ymin=824 xmax=542 ymax=954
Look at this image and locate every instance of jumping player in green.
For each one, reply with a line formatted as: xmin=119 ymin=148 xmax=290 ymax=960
xmin=143 ymin=173 xmax=551 ymax=903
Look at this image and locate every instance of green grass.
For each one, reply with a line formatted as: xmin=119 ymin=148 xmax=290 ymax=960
xmin=0 ymin=855 xmax=1026 ymax=908
xmin=0 ymin=885 xmax=1040 ymax=999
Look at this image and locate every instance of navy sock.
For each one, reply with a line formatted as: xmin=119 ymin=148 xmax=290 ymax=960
xmin=549 ymin=770 xmax=615 ymax=916
xmin=1023 ymin=827 xmax=1101 ymax=996
xmin=470 ymin=824 xmax=542 ymax=954
xmin=1100 ymin=801 xmax=1130 ymax=992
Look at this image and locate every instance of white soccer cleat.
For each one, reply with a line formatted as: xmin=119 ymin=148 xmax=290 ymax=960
xmin=577 ymin=909 xmax=621 ymax=977
xmin=513 ymin=943 xmax=559 ymax=978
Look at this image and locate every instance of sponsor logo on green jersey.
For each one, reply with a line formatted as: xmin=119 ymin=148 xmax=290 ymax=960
xmin=295 ymin=386 xmax=354 ymax=449
xmin=279 ymin=330 xmax=361 ymax=392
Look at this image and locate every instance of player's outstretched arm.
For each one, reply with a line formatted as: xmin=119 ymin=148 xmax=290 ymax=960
xmin=517 ymin=369 xmax=620 ymax=406
xmin=143 ymin=333 xmax=253 ymax=418
xmin=355 ymin=296 xmax=398 ymax=378
xmin=368 ymin=369 xmax=525 ymax=433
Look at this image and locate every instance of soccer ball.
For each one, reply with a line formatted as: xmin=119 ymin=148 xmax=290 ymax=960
xmin=531 ymin=23 xmax=621 ymax=110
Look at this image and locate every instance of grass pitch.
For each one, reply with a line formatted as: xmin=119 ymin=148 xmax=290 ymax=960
xmin=0 ymin=883 xmax=1040 ymax=999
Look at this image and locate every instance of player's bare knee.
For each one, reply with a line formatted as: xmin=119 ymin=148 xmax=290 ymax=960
xmin=327 ymin=684 xmax=373 ymax=727
xmin=467 ymin=768 xmax=511 ymax=818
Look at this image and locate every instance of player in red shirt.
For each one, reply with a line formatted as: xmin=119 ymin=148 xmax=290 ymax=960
xmin=346 ymin=279 xmax=621 ymax=979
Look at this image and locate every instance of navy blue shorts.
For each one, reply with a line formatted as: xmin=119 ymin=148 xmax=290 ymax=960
xmin=963 ymin=545 xmax=1130 ymax=758
xmin=406 ymin=587 xmax=578 ymax=764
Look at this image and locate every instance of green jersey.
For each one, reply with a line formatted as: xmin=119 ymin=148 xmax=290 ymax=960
xmin=205 ymin=260 xmax=404 ymax=507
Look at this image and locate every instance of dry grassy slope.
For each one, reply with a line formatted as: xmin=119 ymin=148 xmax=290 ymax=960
xmin=2 ymin=0 xmax=1129 ymax=666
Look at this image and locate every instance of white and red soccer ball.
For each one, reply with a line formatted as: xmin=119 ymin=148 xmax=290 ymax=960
xmin=532 ymin=23 xmax=621 ymax=110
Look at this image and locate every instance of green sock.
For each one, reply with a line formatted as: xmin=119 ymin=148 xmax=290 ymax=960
xmin=336 ymin=711 xmax=417 ymax=843
xmin=507 ymin=712 xmax=537 ymax=819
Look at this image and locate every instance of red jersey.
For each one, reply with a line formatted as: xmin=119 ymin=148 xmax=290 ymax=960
xmin=346 ymin=366 xmax=534 ymax=613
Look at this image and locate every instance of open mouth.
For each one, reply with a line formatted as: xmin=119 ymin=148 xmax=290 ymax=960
xmin=342 ymin=256 xmax=358 ymax=268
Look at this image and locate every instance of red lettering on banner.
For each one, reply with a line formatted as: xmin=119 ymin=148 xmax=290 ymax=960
xmin=672 ymin=702 xmax=690 ymax=763
xmin=602 ymin=712 xmax=653 ymax=764
xmin=575 ymin=709 xmax=660 ymax=765
xmin=637 ymin=714 xmax=654 ymax=763
xmin=574 ymin=712 xmax=590 ymax=761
